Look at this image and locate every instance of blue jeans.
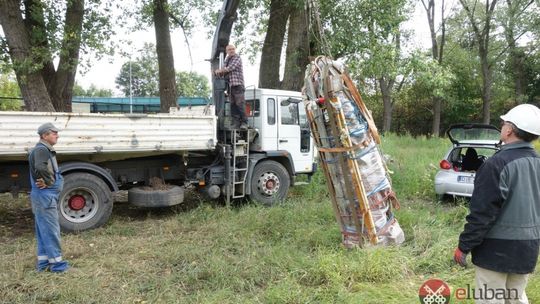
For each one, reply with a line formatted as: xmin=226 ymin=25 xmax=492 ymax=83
xmin=31 ymin=191 xmax=69 ymax=272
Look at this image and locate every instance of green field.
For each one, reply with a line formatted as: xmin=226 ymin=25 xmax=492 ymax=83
xmin=1 ymin=135 xmax=539 ymax=303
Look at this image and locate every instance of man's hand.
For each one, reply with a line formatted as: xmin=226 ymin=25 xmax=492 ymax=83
xmin=35 ymin=178 xmax=47 ymax=189
xmin=453 ymin=247 xmax=468 ymax=267
xmin=214 ymin=69 xmax=223 ymax=76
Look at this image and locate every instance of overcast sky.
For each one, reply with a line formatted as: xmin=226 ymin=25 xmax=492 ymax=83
xmin=75 ymin=1 xmax=458 ymax=96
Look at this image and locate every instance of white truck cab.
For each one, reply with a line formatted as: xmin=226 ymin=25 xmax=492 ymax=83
xmin=245 ymin=88 xmax=315 ymax=174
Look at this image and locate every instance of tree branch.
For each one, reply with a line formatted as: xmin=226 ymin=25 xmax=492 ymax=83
xmin=168 ymin=12 xmax=194 ymax=70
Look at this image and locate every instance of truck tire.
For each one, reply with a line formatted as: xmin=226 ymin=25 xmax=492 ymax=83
xmin=128 ymin=186 xmax=184 ymax=207
xmin=58 ymin=173 xmax=113 ymax=233
xmin=250 ymin=160 xmax=290 ymax=206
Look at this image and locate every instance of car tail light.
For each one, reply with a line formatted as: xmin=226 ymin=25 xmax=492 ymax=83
xmin=440 ymin=160 xmax=452 ymax=170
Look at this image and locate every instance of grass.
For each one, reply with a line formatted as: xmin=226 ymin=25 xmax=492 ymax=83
xmin=1 ymin=135 xmax=539 ymax=303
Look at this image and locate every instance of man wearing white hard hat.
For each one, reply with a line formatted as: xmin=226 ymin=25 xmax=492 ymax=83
xmin=454 ymin=104 xmax=540 ymax=303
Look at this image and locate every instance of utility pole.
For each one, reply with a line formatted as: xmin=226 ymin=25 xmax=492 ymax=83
xmin=129 ymin=57 xmax=133 ymax=114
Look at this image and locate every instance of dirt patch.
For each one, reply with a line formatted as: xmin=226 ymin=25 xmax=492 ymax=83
xmin=0 ymin=194 xmax=34 ymax=242
xmin=140 ymin=177 xmax=174 ymax=191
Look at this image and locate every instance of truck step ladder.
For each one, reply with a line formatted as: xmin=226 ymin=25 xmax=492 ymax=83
xmin=222 ymin=129 xmax=250 ymax=202
xmin=231 ymin=129 xmax=250 ymax=198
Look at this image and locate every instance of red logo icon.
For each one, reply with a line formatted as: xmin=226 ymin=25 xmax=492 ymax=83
xmin=419 ymin=279 xmax=451 ymax=304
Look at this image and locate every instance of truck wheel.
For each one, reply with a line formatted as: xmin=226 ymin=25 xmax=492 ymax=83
xmin=250 ymin=160 xmax=290 ymax=206
xmin=128 ymin=186 xmax=184 ymax=207
xmin=58 ymin=173 xmax=113 ymax=233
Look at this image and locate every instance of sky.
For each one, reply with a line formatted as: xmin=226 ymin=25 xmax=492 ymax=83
xmin=75 ymin=1 xmax=459 ymax=96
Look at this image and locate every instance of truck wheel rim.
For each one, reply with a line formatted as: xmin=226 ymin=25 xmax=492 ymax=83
xmin=68 ymin=195 xmax=86 ymax=211
xmin=258 ymin=172 xmax=280 ymax=196
xmin=61 ymin=188 xmax=99 ymax=223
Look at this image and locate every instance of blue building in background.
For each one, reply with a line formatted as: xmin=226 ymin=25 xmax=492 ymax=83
xmin=72 ymin=96 xmax=211 ymax=113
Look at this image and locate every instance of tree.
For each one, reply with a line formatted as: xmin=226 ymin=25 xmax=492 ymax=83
xmin=176 ymin=71 xmax=210 ymax=97
xmin=115 ymin=43 xmax=159 ymax=97
xmin=498 ymin=0 xmax=539 ymax=104
xmin=116 ymin=44 xmax=209 ymax=98
xmin=0 ymin=0 xmax=115 ymax=112
xmin=153 ymin=0 xmax=177 ymax=112
xmin=73 ymin=83 xmax=113 ymax=97
xmin=346 ymin=0 xmax=412 ymax=133
xmin=281 ymin=1 xmax=309 ymax=91
xmin=421 ymin=0 xmax=448 ymax=136
xmin=459 ymin=0 xmax=499 ymax=123
xmin=0 ymin=72 xmax=22 ymax=110
xmin=258 ymin=0 xmax=288 ymax=89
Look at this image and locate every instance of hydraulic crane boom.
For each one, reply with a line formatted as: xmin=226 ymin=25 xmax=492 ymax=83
xmin=210 ymin=0 xmax=241 ymax=123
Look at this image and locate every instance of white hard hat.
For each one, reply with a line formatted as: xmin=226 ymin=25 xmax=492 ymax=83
xmin=500 ymin=104 xmax=540 ymax=135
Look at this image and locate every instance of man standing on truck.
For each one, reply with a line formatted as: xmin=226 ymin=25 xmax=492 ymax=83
xmin=29 ymin=123 xmax=70 ymax=273
xmin=453 ymin=104 xmax=540 ymax=303
xmin=214 ymin=44 xmax=248 ymax=130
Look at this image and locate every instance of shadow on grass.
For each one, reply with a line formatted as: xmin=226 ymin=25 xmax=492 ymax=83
xmin=0 ymin=194 xmax=34 ymax=241
xmin=0 ymin=189 xmax=258 ymax=239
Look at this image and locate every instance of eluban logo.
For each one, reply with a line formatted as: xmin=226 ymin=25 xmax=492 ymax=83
xmin=418 ymin=279 xmax=451 ymax=304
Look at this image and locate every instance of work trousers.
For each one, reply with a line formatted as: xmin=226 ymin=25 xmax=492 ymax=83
xmin=31 ymin=192 xmax=68 ymax=272
xmin=229 ymin=85 xmax=247 ymax=127
xmin=474 ymin=266 xmax=529 ymax=304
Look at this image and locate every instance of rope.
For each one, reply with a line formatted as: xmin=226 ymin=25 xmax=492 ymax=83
xmin=308 ymin=0 xmax=332 ymax=57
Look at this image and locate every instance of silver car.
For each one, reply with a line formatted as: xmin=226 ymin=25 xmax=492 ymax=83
xmin=434 ymin=124 xmax=500 ymax=199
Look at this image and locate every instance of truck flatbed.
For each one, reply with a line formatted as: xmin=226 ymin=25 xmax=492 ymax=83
xmin=0 ymin=106 xmax=217 ymax=162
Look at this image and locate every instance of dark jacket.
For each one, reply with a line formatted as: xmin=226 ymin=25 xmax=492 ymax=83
xmin=458 ymin=141 xmax=540 ymax=274
xmin=29 ymin=140 xmax=58 ymax=186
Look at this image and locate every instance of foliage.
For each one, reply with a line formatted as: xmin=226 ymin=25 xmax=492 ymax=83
xmin=116 ymin=43 xmax=210 ymax=97
xmin=523 ymin=48 xmax=540 ymax=104
xmin=0 ymin=0 xmax=118 ymax=111
xmin=115 ymin=43 xmax=160 ymax=97
xmin=0 ymin=72 xmax=22 ymax=110
xmin=72 ymin=83 xmax=113 ymax=97
xmin=176 ymin=71 xmax=210 ymax=97
xmin=3 ymin=135 xmax=540 ymax=303
xmin=77 ymin=0 xmax=119 ymax=71
xmin=409 ymin=52 xmax=455 ymax=100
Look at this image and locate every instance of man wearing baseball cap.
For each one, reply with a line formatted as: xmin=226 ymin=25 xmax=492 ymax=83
xmin=29 ymin=123 xmax=70 ymax=272
xmin=454 ymin=104 xmax=540 ymax=303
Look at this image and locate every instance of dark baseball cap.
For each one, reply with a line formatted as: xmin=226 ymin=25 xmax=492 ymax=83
xmin=37 ymin=123 xmax=60 ymax=135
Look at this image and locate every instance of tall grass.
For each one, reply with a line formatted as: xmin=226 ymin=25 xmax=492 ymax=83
xmin=1 ymin=134 xmax=539 ymax=303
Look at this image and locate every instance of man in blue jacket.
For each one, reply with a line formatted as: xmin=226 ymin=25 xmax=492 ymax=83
xmin=454 ymin=104 xmax=540 ymax=303
xmin=29 ymin=123 xmax=70 ymax=273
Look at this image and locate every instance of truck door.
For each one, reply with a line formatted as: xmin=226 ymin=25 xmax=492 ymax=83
xmin=261 ymin=97 xmax=278 ymax=150
xmin=277 ymin=97 xmax=314 ymax=173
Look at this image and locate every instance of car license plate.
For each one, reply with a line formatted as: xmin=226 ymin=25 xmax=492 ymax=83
xmin=457 ymin=176 xmax=474 ymax=183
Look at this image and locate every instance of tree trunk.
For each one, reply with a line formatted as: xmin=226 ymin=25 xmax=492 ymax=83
xmin=153 ymin=0 xmax=178 ymax=113
xmin=49 ymin=0 xmax=85 ymax=112
xmin=480 ymin=49 xmax=492 ymax=123
xmin=0 ymin=0 xmax=54 ymax=111
xmin=281 ymin=2 xmax=309 ymax=91
xmin=259 ymin=0 xmax=289 ymax=89
xmin=460 ymin=0 xmax=498 ymax=124
xmin=422 ymin=0 xmax=447 ymax=137
xmin=23 ymin=0 xmax=57 ymax=93
xmin=504 ymin=0 xmax=526 ymax=103
xmin=432 ymin=97 xmax=442 ymax=136
xmin=379 ymin=78 xmax=394 ymax=133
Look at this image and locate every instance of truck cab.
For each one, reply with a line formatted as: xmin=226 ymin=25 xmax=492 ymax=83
xmin=245 ymin=88 xmax=315 ymax=174
xmin=201 ymin=87 xmax=316 ymax=206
